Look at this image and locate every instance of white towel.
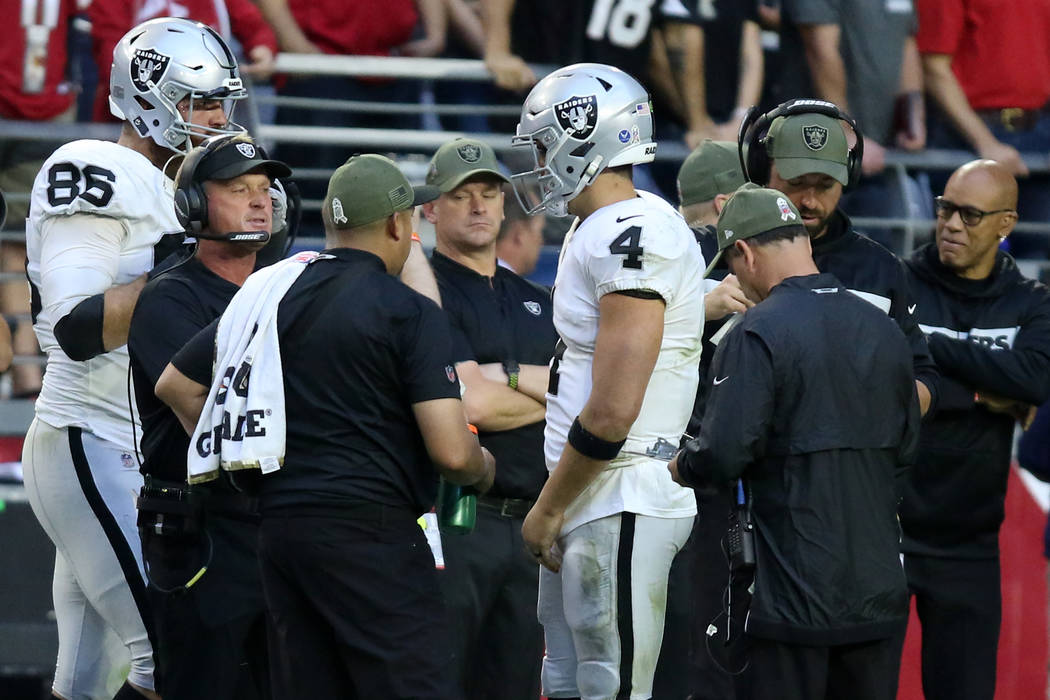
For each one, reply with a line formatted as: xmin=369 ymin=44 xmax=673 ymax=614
xmin=187 ymin=251 xmax=328 ymax=484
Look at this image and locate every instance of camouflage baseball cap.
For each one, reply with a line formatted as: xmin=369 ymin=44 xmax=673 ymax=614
xmin=323 ymin=154 xmax=440 ymax=230
xmin=766 ymin=113 xmax=850 ymax=185
xmin=426 ymin=137 xmax=510 ymax=192
xmin=677 ymin=140 xmax=746 ymax=207
xmin=703 ymin=183 xmax=805 ymax=277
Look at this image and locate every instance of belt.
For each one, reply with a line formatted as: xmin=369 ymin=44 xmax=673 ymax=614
xmin=477 ymin=494 xmax=535 ymax=519
xmin=976 ymin=104 xmax=1048 ymax=132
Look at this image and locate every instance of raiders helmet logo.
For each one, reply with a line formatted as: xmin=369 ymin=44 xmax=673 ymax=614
xmin=802 ymin=125 xmax=829 ymax=151
xmin=776 ymin=197 xmax=797 ymax=221
xmin=131 ymin=49 xmax=170 ymax=93
xmin=236 ymin=143 xmax=256 ymax=159
xmin=457 ymin=144 xmax=481 ymax=163
xmin=555 ymin=95 xmax=598 ymax=140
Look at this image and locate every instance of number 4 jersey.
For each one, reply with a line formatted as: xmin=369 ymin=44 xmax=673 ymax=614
xmin=546 ymin=190 xmax=704 ymax=533
xmin=26 ymin=139 xmax=181 ymax=449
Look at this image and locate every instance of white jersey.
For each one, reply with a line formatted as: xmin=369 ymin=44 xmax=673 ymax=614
xmin=545 ymin=190 xmax=704 ymax=534
xmin=26 ymin=140 xmax=180 ymax=450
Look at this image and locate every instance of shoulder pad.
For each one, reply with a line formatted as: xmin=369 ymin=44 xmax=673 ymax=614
xmin=31 ymin=140 xmax=174 ymax=221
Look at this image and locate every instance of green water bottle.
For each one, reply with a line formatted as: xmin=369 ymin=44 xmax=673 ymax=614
xmin=437 ymin=478 xmax=476 ymax=534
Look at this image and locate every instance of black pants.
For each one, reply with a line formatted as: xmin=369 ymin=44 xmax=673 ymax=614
xmin=142 ymin=510 xmax=269 ymax=700
xmin=894 ymin=553 xmax=1001 ymax=700
xmin=259 ymin=511 xmax=453 ymax=700
xmin=438 ymin=503 xmax=543 ymax=700
xmin=737 ymin=636 xmax=901 ymax=700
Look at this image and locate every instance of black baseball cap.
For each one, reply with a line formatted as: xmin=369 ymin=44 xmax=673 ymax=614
xmin=195 ymin=137 xmax=292 ymax=182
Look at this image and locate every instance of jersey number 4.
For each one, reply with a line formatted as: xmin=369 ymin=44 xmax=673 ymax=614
xmin=46 ymin=163 xmax=116 ymax=208
xmin=609 ymin=226 xmax=643 ymax=269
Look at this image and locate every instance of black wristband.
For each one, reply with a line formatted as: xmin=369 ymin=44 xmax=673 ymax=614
xmin=567 ymin=416 xmax=626 ymax=461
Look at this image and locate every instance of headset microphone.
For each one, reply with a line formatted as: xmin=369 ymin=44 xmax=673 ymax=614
xmin=194 ymin=229 xmax=271 ymax=243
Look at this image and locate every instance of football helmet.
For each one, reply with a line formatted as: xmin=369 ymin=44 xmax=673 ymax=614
xmin=109 ymin=17 xmax=246 ymax=153
xmin=512 ymin=63 xmax=656 ymax=217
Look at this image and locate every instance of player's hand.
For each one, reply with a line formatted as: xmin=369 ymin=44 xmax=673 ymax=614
xmin=478 ymin=362 xmax=508 ymax=384
xmin=242 ymin=45 xmax=276 ymax=80
xmin=522 ymin=504 xmax=564 ymax=572
xmin=705 ymin=274 xmax=754 ymax=321
xmin=475 ymin=448 xmax=496 ymax=494
xmin=976 ymin=391 xmax=1036 ymax=427
xmin=667 ymin=452 xmax=686 ymax=487
xmin=861 ymin=139 xmax=887 ymax=175
xmin=485 ymin=52 xmax=537 ymax=91
xmin=978 ymin=140 xmax=1029 ymax=176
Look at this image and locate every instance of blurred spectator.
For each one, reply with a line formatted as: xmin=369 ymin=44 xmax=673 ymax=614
xmin=0 ymin=190 xmax=12 ymax=374
xmin=658 ymin=0 xmax=764 ymax=150
xmin=0 ymin=0 xmax=79 ymax=398
xmin=917 ymin=0 xmax=1050 ymax=259
xmin=495 ymin=185 xmax=543 ymax=277
xmin=259 ymin=0 xmax=444 ymax=205
xmin=432 ymin=0 xmax=494 ymax=133
xmin=775 ymin=0 xmax=928 ymax=249
xmin=90 ymin=0 xmax=278 ymax=122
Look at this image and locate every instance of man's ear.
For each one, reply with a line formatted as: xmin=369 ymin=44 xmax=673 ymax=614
xmin=997 ymin=211 xmax=1018 ymax=240
xmin=734 ymin=239 xmax=754 ymax=269
xmin=713 ymin=193 xmax=731 ymax=215
xmin=422 ymin=200 xmax=438 ymax=224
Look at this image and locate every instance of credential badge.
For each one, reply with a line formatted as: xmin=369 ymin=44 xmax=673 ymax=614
xmin=131 ymin=49 xmax=170 ymax=93
xmin=802 ymin=124 xmax=829 ymax=151
xmin=554 ymin=94 xmax=598 ymax=140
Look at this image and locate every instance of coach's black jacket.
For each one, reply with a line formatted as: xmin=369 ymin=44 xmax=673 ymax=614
xmin=812 ymin=211 xmax=940 ymax=412
xmin=679 ymin=273 xmax=920 ymax=645
xmin=900 ymin=244 xmax=1050 ymax=559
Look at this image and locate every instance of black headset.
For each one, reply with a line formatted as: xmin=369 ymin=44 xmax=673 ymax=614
xmin=173 ymin=134 xmax=236 ymax=235
xmin=737 ymin=98 xmax=864 ymax=191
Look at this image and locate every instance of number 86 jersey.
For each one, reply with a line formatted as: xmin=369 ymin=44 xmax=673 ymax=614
xmin=26 ymin=139 xmax=180 ymax=450
xmin=544 ymin=191 xmax=704 ymax=525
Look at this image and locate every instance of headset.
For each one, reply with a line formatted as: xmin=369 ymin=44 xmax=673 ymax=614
xmin=174 ymin=134 xmax=298 ymax=245
xmin=737 ymin=98 xmax=864 ymax=191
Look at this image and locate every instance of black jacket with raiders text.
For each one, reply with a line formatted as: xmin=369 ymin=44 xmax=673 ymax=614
xmin=900 ymin=244 xmax=1050 ymax=559
xmin=679 ymin=273 xmax=920 ymax=646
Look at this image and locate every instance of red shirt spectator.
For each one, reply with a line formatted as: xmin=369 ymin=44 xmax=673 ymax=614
xmin=280 ymin=0 xmax=418 ymax=56
xmin=0 ymin=0 xmax=76 ymax=120
xmin=90 ymin=0 xmax=279 ymax=120
xmin=916 ymin=0 xmax=1050 ymax=111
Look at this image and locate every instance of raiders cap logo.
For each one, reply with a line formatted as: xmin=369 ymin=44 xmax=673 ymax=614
xmin=803 ymin=125 xmax=829 ymax=151
xmin=236 ymin=143 xmax=256 ymax=159
xmin=457 ymin=144 xmax=481 ymax=163
xmin=555 ymin=94 xmax=598 ymax=140
xmin=131 ymin=49 xmax=170 ymax=93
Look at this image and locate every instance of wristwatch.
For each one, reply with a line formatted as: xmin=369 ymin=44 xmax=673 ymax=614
xmin=503 ymin=359 xmax=520 ymax=391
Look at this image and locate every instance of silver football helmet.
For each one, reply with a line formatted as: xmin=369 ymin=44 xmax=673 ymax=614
xmin=512 ymin=63 xmax=656 ymax=217
xmin=109 ymin=17 xmax=246 ymax=153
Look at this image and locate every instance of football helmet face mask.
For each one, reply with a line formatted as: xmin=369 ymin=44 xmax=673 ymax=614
xmin=109 ymin=17 xmax=246 ymax=154
xmin=512 ymin=63 xmax=656 ymax=217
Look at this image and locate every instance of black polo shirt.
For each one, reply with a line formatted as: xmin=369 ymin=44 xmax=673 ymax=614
xmin=430 ymin=251 xmax=557 ymax=500
xmin=128 ymin=254 xmax=240 ymax=482
xmin=173 ymin=249 xmax=462 ymax=515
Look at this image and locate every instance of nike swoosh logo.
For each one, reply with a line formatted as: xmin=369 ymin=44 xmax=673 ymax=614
xmin=616 ymin=215 xmax=642 ymax=223
xmin=908 ymin=304 xmax=917 ymax=314
xmin=713 ymin=376 xmax=729 ymax=385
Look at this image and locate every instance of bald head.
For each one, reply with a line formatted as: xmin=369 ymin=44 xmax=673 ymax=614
xmin=948 ymin=159 xmax=1018 ymax=211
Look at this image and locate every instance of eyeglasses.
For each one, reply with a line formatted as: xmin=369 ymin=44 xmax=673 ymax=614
xmin=934 ymin=197 xmax=1015 ymax=227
